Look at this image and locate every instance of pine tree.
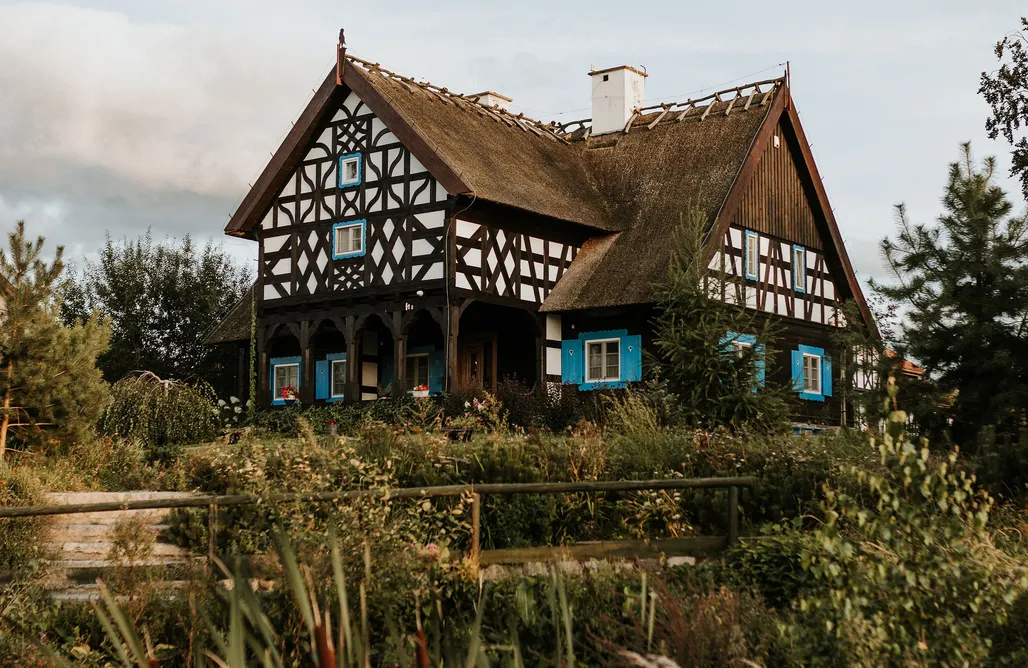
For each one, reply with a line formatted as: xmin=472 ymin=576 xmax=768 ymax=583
xmin=650 ymin=207 xmax=791 ymax=431
xmin=0 ymin=221 xmax=110 ymax=460
xmin=871 ymin=144 xmax=1028 ymax=444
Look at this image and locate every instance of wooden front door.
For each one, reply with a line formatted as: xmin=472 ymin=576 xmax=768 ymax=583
xmin=458 ymin=334 xmax=497 ymax=391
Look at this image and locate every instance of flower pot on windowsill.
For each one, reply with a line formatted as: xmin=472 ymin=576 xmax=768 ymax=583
xmin=447 ymin=427 xmax=473 ymax=442
xmin=409 ymin=389 xmax=429 ymax=398
xmin=283 ymin=398 xmax=297 ymax=407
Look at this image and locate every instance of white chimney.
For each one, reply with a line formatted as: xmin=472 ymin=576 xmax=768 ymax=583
xmin=589 ymin=65 xmax=647 ymax=135
xmin=469 ymin=91 xmax=513 ymax=111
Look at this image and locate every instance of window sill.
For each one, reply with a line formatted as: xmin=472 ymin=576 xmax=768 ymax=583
xmin=799 ymin=391 xmax=825 ymax=402
xmin=579 ymin=380 xmax=627 ymax=391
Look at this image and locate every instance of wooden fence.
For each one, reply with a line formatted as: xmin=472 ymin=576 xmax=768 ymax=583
xmin=0 ymin=477 xmax=754 ymax=570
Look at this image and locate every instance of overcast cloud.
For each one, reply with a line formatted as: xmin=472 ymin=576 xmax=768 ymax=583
xmin=1 ymin=0 xmax=1024 ymax=286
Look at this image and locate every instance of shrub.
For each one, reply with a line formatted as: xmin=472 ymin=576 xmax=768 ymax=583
xmin=0 ymin=463 xmax=49 ymax=573
xmin=785 ymin=383 xmax=1028 ymax=666
xmin=98 ymin=371 xmax=218 ymax=461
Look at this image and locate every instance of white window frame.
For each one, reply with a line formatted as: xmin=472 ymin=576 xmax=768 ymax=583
xmin=585 ymin=338 xmax=621 ymax=383
xmin=330 ymin=359 xmax=347 ymax=398
xmin=803 ymin=353 xmax=821 ymax=394
xmin=339 ymin=155 xmax=361 ymax=187
xmin=273 ymin=363 xmax=299 ymax=398
xmin=732 ymin=340 xmax=753 ymax=358
xmin=745 ymin=231 xmax=759 ymax=280
xmin=793 ymin=245 xmax=807 ymax=292
xmin=406 ymin=353 xmax=430 ymax=392
xmin=333 ymin=221 xmax=364 ymax=258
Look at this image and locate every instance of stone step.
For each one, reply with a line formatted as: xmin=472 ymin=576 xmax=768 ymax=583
xmin=55 ymin=542 xmax=188 ymax=559
xmin=50 ymin=581 xmax=193 ymax=601
xmin=48 ymin=508 xmax=184 ymax=524
xmin=46 ymin=524 xmax=172 ymax=542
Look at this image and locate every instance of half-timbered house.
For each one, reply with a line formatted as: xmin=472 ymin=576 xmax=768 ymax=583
xmin=205 ymin=33 xmax=877 ymax=425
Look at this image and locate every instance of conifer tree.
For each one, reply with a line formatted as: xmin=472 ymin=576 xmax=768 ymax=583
xmin=650 ymin=207 xmax=791 ymax=431
xmin=871 ymin=144 xmax=1028 ymax=444
xmin=0 ymin=221 xmax=110 ymax=459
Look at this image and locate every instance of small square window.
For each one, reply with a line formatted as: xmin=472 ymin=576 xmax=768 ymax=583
xmin=586 ymin=339 xmax=620 ymax=383
xmin=803 ymin=353 xmax=821 ymax=394
xmin=339 ymin=154 xmax=362 ymax=187
xmin=332 ymin=220 xmax=365 ymax=259
xmin=331 ymin=359 xmax=347 ymax=398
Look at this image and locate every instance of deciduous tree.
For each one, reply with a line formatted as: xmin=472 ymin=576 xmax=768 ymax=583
xmin=981 ymin=17 xmax=1028 ymax=199
xmin=61 ymin=231 xmax=251 ymax=393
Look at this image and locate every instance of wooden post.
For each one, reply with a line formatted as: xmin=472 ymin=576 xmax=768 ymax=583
xmin=470 ymin=492 xmax=481 ymax=568
xmin=208 ymin=502 xmax=219 ymax=562
xmin=445 ymin=304 xmax=460 ymax=392
xmin=391 ymin=311 xmax=407 ymax=398
xmin=727 ymin=486 xmax=739 ymax=545
xmin=345 ymin=316 xmax=360 ymax=401
xmin=300 ymin=321 xmax=314 ymax=404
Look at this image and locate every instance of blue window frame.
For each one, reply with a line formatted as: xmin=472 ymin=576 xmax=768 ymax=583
xmin=722 ymin=331 xmax=765 ymax=387
xmin=338 ymin=153 xmax=362 ymax=188
xmin=560 ymin=329 xmax=642 ymax=390
xmin=792 ymin=244 xmax=807 ymax=293
xmin=332 ymin=220 xmax=366 ymax=260
xmin=791 ymin=345 xmax=832 ymax=402
xmin=744 ymin=230 xmax=759 ymax=280
xmin=270 ymin=356 xmax=301 ymax=405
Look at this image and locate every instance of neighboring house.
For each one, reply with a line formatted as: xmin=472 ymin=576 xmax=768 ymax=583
xmin=206 ymin=33 xmax=877 ymax=424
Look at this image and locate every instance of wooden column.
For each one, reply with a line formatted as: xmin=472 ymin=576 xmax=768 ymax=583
xmin=345 ymin=315 xmax=360 ymax=402
xmin=257 ymin=325 xmax=269 ymax=408
xmin=236 ymin=346 xmax=247 ymax=400
xmin=299 ymin=320 xmax=314 ymax=405
xmin=445 ymin=304 xmax=460 ymax=392
xmin=392 ymin=310 xmax=408 ymax=398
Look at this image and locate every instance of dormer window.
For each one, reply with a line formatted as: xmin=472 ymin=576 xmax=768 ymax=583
xmin=338 ymin=153 xmax=362 ymax=188
xmin=332 ymin=220 xmax=366 ymax=259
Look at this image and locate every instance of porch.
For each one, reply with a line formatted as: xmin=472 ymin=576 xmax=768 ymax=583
xmin=257 ymin=299 xmax=544 ymax=406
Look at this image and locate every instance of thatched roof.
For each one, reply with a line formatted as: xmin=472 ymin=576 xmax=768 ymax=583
xmin=220 ymin=50 xmax=874 ymax=333
xmin=541 ymin=99 xmax=772 ymax=311
xmin=202 ymin=286 xmax=253 ymax=345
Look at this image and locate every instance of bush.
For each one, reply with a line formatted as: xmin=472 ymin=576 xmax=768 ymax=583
xmin=785 ymin=384 xmax=1028 ymax=666
xmin=98 ymin=372 xmax=218 ymax=461
xmin=0 ymin=463 xmax=49 ymax=573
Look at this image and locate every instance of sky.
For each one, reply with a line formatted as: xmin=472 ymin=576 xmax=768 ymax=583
xmin=1 ymin=0 xmax=1025 ymax=289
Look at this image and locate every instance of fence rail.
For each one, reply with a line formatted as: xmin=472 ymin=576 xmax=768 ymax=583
xmin=0 ymin=476 xmax=754 ymax=569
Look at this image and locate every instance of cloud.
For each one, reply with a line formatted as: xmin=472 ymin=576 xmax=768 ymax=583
xmin=0 ymin=2 xmax=329 ymax=199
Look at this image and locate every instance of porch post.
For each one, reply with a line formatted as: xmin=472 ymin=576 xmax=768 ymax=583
xmin=345 ymin=315 xmax=360 ymax=401
xmin=445 ymin=304 xmax=460 ymax=392
xmin=257 ymin=325 xmax=269 ymax=409
xmin=299 ymin=320 xmax=314 ymax=405
xmin=391 ymin=310 xmax=407 ymax=398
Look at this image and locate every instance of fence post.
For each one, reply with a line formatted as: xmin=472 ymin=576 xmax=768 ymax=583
xmin=470 ymin=492 xmax=481 ymax=567
xmin=727 ymin=486 xmax=739 ymax=545
xmin=208 ymin=502 xmax=219 ymax=562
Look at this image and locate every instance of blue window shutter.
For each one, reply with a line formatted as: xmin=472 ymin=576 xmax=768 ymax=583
xmin=791 ymin=349 xmax=803 ymax=391
xmin=315 ymin=360 xmax=329 ymax=400
xmin=428 ymin=348 xmax=444 ymax=395
xmin=561 ymin=340 xmax=583 ymax=385
xmin=623 ymin=335 xmax=642 ymax=382
xmin=822 ymin=354 xmax=833 ymax=397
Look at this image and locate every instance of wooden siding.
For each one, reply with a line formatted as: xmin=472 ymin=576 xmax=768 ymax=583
xmin=727 ymin=120 xmax=821 ymax=250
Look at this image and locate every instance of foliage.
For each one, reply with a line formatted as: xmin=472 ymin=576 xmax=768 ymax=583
xmin=60 ymin=231 xmax=251 ymax=394
xmin=981 ymin=17 xmax=1028 ymax=200
xmin=650 ymin=206 xmax=792 ymax=432
xmin=0 ymin=462 xmax=50 ymax=573
xmin=0 ymin=221 xmax=111 ymax=459
xmin=871 ymin=144 xmax=1028 ymax=445
xmin=784 ymin=380 xmax=1028 ymax=666
xmin=98 ymin=371 xmax=218 ymax=461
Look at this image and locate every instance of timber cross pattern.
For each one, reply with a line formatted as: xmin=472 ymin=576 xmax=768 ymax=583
xmin=0 ymin=477 xmax=753 ymax=578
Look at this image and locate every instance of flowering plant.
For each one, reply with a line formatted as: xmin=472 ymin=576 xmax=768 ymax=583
xmin=281 ymin=385 xmax=298 ymax=400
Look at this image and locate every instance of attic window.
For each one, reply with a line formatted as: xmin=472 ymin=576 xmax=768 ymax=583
xmin=603 ymin=74 xmax=609 ymax=82
xmin=338 ymin=154 xmax=362 ymax=188
xmin=792 ymin=245 xmax=807 ymax=292
xmin=332 ymin=220 xmax=366 ymax=259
